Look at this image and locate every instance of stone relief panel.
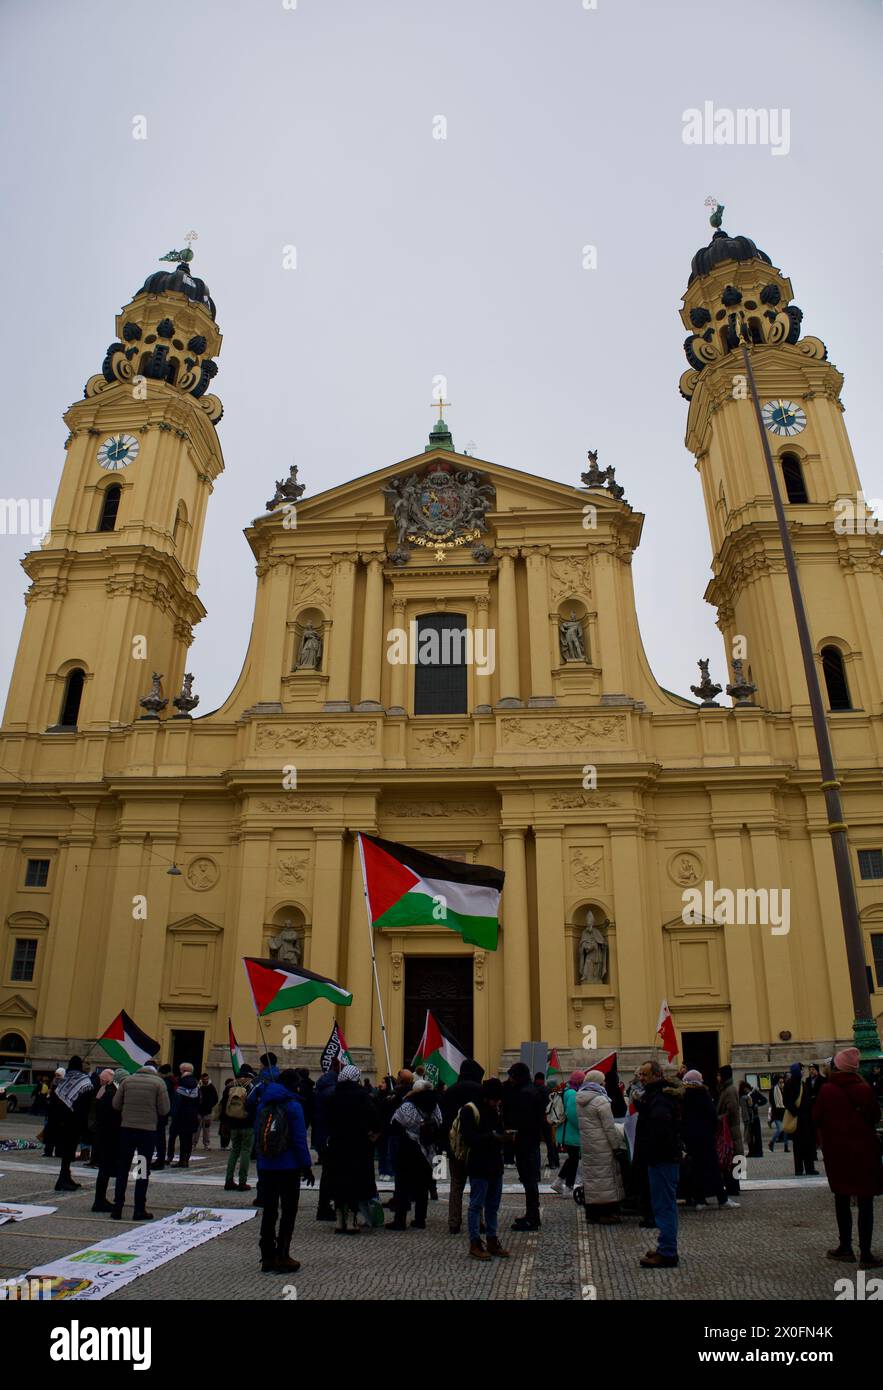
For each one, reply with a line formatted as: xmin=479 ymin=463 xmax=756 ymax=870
xmin=255 ymin=723 xmax=376 ymax=752
xmin=501 ymin=716 xmax=626 ymax=748
xmin=667 ymin=850 xmax=704 ymax=886
xmin=185 ymin=856 xmax=219 ymax=891
xmin=569 ymin=847 xmax=605 ymax=890
xmin=292 ymin=564 xmax=332 ymax=609
xmin=549 ymin=556 xmax=592 ymax=604
xmin=549 ymin=791 xmax=618 ymax=810
xmin=276 ymin=851 xmax=310 ymax=887
xmin=256 ymin=797 xmax=332 ymax=814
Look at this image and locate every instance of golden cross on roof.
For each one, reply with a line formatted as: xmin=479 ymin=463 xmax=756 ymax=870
xmin=430 ymin=397 xmax=451 ymax=420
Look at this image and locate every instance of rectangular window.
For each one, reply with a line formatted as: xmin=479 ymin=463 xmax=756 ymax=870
xmin=11 ymin=939 xmax=37 ymax=982
xmin=858 ymin=849 xmax=883 ymax=880
xmin=24 ymin=859 xmax=50 ymax=888
xmin=413 ymin=613 xmax=468 ymax=715
xmin=872 ymin=934 xmax=883 ymax=991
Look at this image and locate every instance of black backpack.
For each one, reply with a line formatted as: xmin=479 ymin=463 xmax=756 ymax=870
xmin=256 ymin=1100 xmax=290 ymax=1158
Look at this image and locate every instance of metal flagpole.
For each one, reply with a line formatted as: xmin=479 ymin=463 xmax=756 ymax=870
xmin=356 ymin=832 xmax=394 ymax=1080
xmin=740 ymin=340 xmax=881 ymax=1065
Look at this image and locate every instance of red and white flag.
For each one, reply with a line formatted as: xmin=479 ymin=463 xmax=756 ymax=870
xmin=656 ymin=999 xmax=679 ymax=1061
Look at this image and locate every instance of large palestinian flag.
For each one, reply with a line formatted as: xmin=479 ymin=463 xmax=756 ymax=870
xmin=98 ymin=1011 xmax=160 ymax=1075
xmin=358 ymin=833 xmax=504 ymax=951
xmin=243 ymin=958 xmax=353 ymax=1016
xmin=411 ymin=1010 xmax=468 ymax=1087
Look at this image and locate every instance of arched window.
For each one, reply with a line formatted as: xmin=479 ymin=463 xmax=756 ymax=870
xmin=821 ymin=646 xmax=852 ymax=711
xmin=98 ymin=484 xmax=121 ymax=532
xmin=781 ymin=453 xmax=808 ymax=504
xmin=414 ymin=612 xmax=468 ymax=715
xmin=0 ymin=1031 xmax=27 ymax=1059
xmin=58 ymin=668 xmax=85 ymax=727
xmin=173 ymin=501 xmax=187 ymax=546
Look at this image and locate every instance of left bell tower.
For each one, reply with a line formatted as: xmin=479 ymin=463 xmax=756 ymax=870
xmin=2 ymin=252 xmax=224 ymax=733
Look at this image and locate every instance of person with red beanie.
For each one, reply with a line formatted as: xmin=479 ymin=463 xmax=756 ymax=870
xmin=812 ymin=1048 xmax=882 ymax=1270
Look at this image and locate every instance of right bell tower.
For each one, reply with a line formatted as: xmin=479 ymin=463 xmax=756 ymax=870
xmin=679 ymin=212 xmax=883 ymax=718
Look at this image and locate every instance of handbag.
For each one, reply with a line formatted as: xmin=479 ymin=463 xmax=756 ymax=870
xmin=716 ymin=1114 xmax=734 ymax=1170
xmin=782 ymin=1084 xmax=802 ymax=1135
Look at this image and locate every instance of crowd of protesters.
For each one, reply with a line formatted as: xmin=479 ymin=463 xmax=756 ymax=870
xmin=33 ymin=1046 xmax=882 ymax=1276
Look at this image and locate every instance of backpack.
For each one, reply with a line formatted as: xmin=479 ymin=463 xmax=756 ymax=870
xmin=256 ymin=1100 xmax=290 ymax=1158
xmin=226 ymin=1084 xmax=248 ymax=1121
xmin=546 ymin=1091 xmax=564 ymax=1128
xmin=449 ymin=1102 xmax=479 ymax=1162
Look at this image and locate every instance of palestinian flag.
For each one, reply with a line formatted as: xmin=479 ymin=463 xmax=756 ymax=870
xmin=358 ymin=833 xmax=503 ymax=951
xmin=411 ymin=1010 xmax=468 ymax=1087
xmin=228 ymin=1019 xmax=244 ymax=1077
xmin=97 ymin=1011 xmax=160 ymax=1075
xmin=243 ymin=957 xmax=353 ymax=1016
xmin=320 ymin=1021 xmax=353 ymax=1073
xmin=546 ymin=1048 xmax=563 ymax=1081
xmin=588 ymin=1050 xmax=626 ymax=1116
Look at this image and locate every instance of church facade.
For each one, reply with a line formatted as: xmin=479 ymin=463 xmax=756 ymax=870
xmin=2 ymin=228 xmax=882 ymax=1082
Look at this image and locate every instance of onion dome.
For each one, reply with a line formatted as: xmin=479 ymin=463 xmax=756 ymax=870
xmin=689 ymin=228 xmax=772 ymax=284
xmin=137 ymin=260 xmax=216 ymax=320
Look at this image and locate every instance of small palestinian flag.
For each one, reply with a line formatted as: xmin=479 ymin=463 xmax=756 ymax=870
xmin=243 ymin=957 xmax=353 ymax=1016
xmin=411 ymin=1010 xmax=468 ymax=1087
xmin=358 ymin=833 xmax=504 ymax=951
xmin=228 ymin=1019 xmax=244 ymax=1077
xmin=320 ymin=1021 xmax=353 ymax=1073
xmin=98 ymin=1011 xmax=160 ymax=1075
xmin=546 ymin=1048 xmax=563 ymax=1081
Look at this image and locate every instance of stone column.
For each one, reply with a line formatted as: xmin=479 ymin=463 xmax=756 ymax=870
xmin=324 ymin=556 xmax=356 ymax=711
xmin=495 ymin=551 xmax=522 ymax=708
xmin=534 ymin=826 xmax=568 ymax=1041
xmin=308 ymin=830 xmax=346 ymax=1043
xmin=750 ymin=822 xmax=799 ymax=1039
xmin=710 ymin=821 xmax=763 ymax=1043
xmin=502 ymin=827 xmax=531 ymax=1047
xmin=388 ymin=597 xmax=407 ymax=715
xmin=356 ymin=556 xmax=385 ymax=711
xmin=229 ymin=829 xmax=274 ymax=1052
xmin=473 ymin=594 xmax=492 ymax=713
xmin=608 ymin=826 xmax=651 ymax=1045
xmin=524 ymin=549 xmax=555 ymax=706
xmin=592 ymin=549 xmax=625 ymax=695
xmin=39 ymin=822 xmax=96 ymax=1039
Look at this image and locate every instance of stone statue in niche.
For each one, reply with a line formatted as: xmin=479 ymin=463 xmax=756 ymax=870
xmin=268 ymin=920 xmax=303 ymax=969
xmin=559 ymin=611 xmax=586 ymax=663
xmin=578 ymin=910 xmax=609 ymax=984
xmin=295 ymin=623 xmax=322 ymax=670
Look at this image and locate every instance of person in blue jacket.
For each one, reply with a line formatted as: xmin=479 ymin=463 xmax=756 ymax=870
xmin=253 ymin=1068 xmax=314 ymax=1273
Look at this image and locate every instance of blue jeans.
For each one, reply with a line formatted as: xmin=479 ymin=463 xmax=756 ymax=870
xmin=770 ymin=1119 xmax=789 ymax=1148
xmin=468 ymin=1174 xmax=502 ymax=1240
xmin=648 ymin=1162 xmax=679 ymax=1257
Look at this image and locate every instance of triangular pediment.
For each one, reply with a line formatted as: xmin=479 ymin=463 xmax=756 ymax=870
xmin=0 ymin=993 xmax=38 ymax=1019
xmin=250 ymin=447 xmax=639 ymax=536
xmin=166 ymin=914 xmax=222 ymax=936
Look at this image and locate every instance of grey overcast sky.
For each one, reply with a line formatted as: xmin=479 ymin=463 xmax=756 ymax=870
xmin=1 ymin=0 xmax=881 ymax=716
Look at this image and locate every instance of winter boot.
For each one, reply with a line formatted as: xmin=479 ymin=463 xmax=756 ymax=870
xmin=91 ymin=1174 xmax=114 ymax=1213
xmin=469 ymin=1237 xmax=492 ymax=1260
xmin=486 ymin=1235 xmax=510 ymax=1258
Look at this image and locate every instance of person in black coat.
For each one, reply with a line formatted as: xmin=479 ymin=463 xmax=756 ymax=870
xmin=53 ymin=1057 xmax=94 ymax=1193
xmin=90 ymin=1070 xmax=123 ymax=1212
xmin=323 ymin=1065 xmax=381 ymax=1233
xmin=441 ymin=1058 xmax=484 ymax=1235
xmin=783 ymin=1063 xmax=818 ymax=1176
xmin=680 ymin=1071 xmax=729 ymax=1208
xmin=460 ymin=1077 xmax=510 ymax=1260
xmin=504 ymin=1062 xmax=547 ymax=1231
xmin=635 ymin=1060 xmax=683 ymax=1267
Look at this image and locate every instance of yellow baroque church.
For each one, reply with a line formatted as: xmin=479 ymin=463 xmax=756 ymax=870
xmin=2 ymin=224 xmax=883 ymax=1085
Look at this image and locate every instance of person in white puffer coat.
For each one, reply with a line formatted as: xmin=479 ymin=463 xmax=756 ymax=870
xmin=576 ymin=1070 xmax=627 ymax=1224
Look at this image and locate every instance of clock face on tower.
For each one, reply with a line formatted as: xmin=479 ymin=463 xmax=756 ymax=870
xmin=97 ymin=434 xmax=140 ymax=471
xmin=761 ymin=399 xmax=807 ymax=438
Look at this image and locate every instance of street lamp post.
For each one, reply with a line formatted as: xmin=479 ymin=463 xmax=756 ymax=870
xmin=740 ymin=341 xmax=881 ymax=1068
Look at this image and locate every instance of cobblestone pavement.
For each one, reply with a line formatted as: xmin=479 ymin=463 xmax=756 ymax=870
xmin=0 ymin=1117 xmax=866 ymax=1302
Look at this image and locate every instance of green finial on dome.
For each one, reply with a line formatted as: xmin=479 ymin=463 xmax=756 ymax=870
xmin=705 ymin=196 xmax=725 ymax=230
xmin=427 ymin=397 xmax=455 ymax=452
